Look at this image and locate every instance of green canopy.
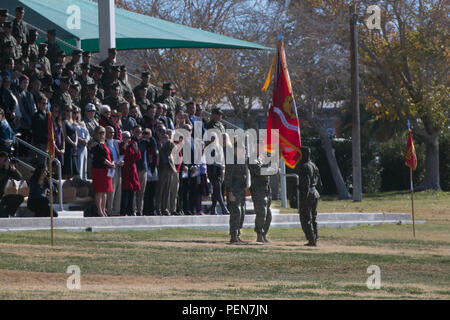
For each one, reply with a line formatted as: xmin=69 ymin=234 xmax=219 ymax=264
xmin=4 ymin=0 xmax=271 ymax=52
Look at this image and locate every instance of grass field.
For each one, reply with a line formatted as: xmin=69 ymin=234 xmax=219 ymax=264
xmin=0 ymin=191 xmax=449 ymax=300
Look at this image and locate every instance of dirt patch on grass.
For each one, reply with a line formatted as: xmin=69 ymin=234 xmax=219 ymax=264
xmin=1 ymin=270 xmax=447 ymax=299
xmin=109 ymin=238 xmax=449 ymax=256
xmin=0 ymin=243 xmax=107 ymax=258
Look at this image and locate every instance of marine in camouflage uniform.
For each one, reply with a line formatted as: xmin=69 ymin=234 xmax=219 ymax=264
xmin=65 ymin=49 xmax=83 ymax=79
xmin=27 ymin=29 xmax=39 ymax=59
xmin=12 ymin=7 xmax=28 ymax=42
xmin=1 ymin=22 xmax=19 ymax=60
xmin=155 ymin=82 xmax=177 ymax=121
xmin=248 ymin=156 xmax=273 ymax=243
xmin=298 ymin=147 xmax=323 ymax=246
xmin=205 ymin=108 xmax=226 ymax=134
xmin=37 ymin=43 xmax=52 ymax=78
xmin=224 ymin=145 xmax=248 ymax=243
xmin=45 ymin=29 xmax=61 ymax=66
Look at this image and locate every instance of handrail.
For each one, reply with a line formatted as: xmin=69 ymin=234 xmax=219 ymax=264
xmin=15 ymin=137 xmax=64 ymax=212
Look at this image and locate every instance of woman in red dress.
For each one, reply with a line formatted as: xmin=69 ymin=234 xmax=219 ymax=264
xmin=120 ymin=131 xmax=141 ymax=216
xmin=90 ymin=126 xmax=115 ymax=217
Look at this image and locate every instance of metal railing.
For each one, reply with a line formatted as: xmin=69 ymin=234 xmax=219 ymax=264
xmin=15 ymin=137 xmax=64 ymax=212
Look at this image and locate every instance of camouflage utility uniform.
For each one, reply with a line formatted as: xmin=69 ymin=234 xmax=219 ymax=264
xmin=248 ymin=158 xmax=273 ymax=243
xmin=224 ymin=161 xmax=247 ymax=242
xmin=298 ymin=147 xmax=322 ymax=246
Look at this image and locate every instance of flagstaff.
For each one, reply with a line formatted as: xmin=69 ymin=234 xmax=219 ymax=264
xmin=405 ymin=121 xmax=418 ymax=238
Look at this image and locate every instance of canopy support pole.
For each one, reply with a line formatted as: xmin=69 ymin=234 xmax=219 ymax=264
xmin=98 ymin=0 xmax=116 ymax=59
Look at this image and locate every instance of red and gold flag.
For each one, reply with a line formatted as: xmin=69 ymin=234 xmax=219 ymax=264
xmin=46 ymin=112 xmax=55 ymax=160
xmin=263 ymin=40 xmax=302 ymax=168
xmin=405 ymin=130 xmax=417 ymax=170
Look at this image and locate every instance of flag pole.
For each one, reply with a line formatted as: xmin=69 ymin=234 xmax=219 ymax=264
xmin=49 ymin=157 xmax=54 ymax=246
xmin=410 ymin=167 xmax=416 ymax=238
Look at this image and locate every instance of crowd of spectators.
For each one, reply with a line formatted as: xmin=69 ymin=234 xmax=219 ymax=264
xmin=0 ymin=6 xmax=233 ymax=217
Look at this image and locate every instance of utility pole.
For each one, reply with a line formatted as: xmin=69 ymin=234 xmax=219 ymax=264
xmin=350 ymin=4 xmax=362 ymax=202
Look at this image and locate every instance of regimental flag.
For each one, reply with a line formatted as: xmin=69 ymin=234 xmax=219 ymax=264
xmin=405 ymin=130 xmax=417 ymax=170
xmin=46 ymin=112 xmax=55 ymax=160
xmin=263 ymin=40 xmax=302 ymax=168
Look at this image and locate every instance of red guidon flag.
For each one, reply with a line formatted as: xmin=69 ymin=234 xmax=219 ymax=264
xmin=262 ymin=40 xmax=302 ymax=168
xmin=46 ymin=112 xmax=55 ymax=160
xmin=405 ymin=130 xmax=417 ymax=170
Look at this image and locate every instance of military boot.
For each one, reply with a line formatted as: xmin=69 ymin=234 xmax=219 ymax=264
xmin=256 ymin=233 xmax=265 ymax=243
xmin=230 ymin=234 xmax=239 ymax=243
xmin=262 ymin=234 xmax=270 ymax=243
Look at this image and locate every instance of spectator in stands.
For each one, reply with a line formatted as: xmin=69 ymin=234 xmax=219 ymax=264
xmin=0 ymin=76 xmax=19 ymax=127
xmin=111 ymin=109 xmax=121 ymax=130
xmin=16 ymin=75 xmax=36 ymax=143
xmin=103 ymin=82 xmax=122 ymax=111
xmin=174 ymin=109 xmax=189 ymax=129
xmin=0 ymin=109 xmax=16 ymax=155
xmin=31 ymin=93 xmax=49 ymax=156
xmin=193 ymin=103 xmax=207 ymax=137
xmin=105 ymin=125 xmax=122 ymax=216
xmin=143 ymin=104 xmax=157 ymax=134
xmin=27 ymin=163 xmax=57 ymax=217
xmin=51 ymin=104 xmax=65 ymax=167
xmin=42 ymin=86 xmax=53 ymax=112
xmin=80 ymin=83 xmax=102 ymax=114
xmin=155 ymin=82 xmax=176 ymax=121
xmin=195 ymin=140 xmax=209 ymax=215
xmin=74 ymin=107 xmax=90 ymax=181
xmin=135 ymin=84 xmax=151 ymax=114
xmin=156 ymin=103 xmax=174 ymax=130
xmin=119 ymin=131 xmax=141 ymax=216
xmin=62 ymin=106 xmax=79 ymax=179
xmin=155 ymin=124 xmax=175 ymax=215
xmin=133 ymin=71 xmax=157 ymax=103
xmin=178 ymin=124 xmax=194 ymax=215
xmin=100 ymin=48 xmax=117 ymax=86
xmin=0 ymin=151 xmax=24 ymax=218
xmin=129 ymin=104 xmax=144 ymax=127
xmin=120 ymin=100 xmax=137 ymax=132
xmin=82 ymin=103 xmax=99 ymax=137
xmin=142 ymin=127 xmax=158 ymax=215
xmin=133 ymin=125 xmax=152 ymax=216
xmin=99 ymin=105 xmax=121 ymax=141
xmin=90 ymin=126 xmax=115 ymax=217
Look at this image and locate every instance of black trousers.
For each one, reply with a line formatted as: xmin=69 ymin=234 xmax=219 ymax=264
xmin=0 ymin=194 xmax=24 ymax=218
xmin=178 ymin=177 xmax=190 ymax=213
xmin=143 ymin=180 xmax=158 ymax=215
xmin=121 ymin=189 xmax=135 ymax=216
xmin=27 ymin=196 xmax=58 ymax=217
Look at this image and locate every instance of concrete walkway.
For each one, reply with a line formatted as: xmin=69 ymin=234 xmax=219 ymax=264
xmin=0 ymin=212 xmax=422 ymax=233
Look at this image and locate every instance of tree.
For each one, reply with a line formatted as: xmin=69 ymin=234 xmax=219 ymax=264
xmin=359 ymin=0 xmax=449 ymax=190
xmin=115 ymin=0 xmax=277 ymax=129
xmin=270 ymin=0 xmax=352 ymax=199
